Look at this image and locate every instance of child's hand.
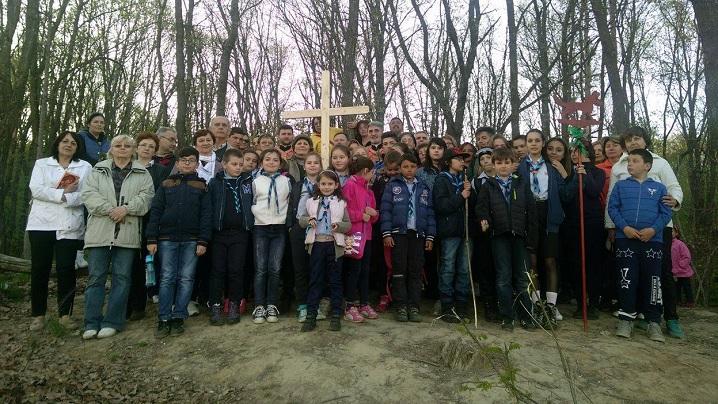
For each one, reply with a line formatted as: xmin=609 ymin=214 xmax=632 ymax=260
xmin=383 ymin=236 xmax=394 ymax=248
xmin=147 ymin=244 xmax=157 ymax=255
xmin=196 ymin=245 xmax=207 ymax=256
xmin=365 ymin=207 xmax=378 ymax=217
xmin=425 ymin=240 xmax=433 ymax=251
xmin=461 ymin=189 xmax=471 ymax=199
xmin=623 ymin=226 xmax=640 ymax=240
xmin=309 ymin=218 xmax=317 ymax=228
xmin=362 ymin=213 xmax=371 ymax=222
xmin=480 ymin=220 xmax=489 ymax=232
xmin=575 ymin=164 xmax=586 ymax=175
xmin=637 ymin=228 xmax=656 ymax=242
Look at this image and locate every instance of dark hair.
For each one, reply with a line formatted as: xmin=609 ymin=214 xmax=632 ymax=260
xmin=492 ymin=147 xmax=517 ymax=163
xmin=489 ymin=134 xmax=508 ymax=148
xmin=513 ymin=134 xmax=527 ymax=143
xmin=230 ymin=127 xmax=247 ymax=136
xmin=381 ymin=132 xmax=399 ymax=143
xmin=85 ymin=112 xmax=104 ymax=126
xmin=192 ymin=129 xmax=215 ymax=145
xmin=277 ymin=124 xmax=293 ymax=134
xmin=331 ymin=144 xmax=350 ymax=158
xmin=259 ymin=148 xmax=282 ymax=163
xmin=475 ymin=126 xmax=496 ymax=137
xmin=304 ymin=151 xmax=323 ymax=168
xmin=400 ymin=132 xmax=416 ymax=147
xmin=136 ymin=131 xmax=160 ymax=150
xmin=50 ymin=131 xmax=83 ymax=162
xmin=178 ymin=146 xmax=199 ymax=160
xmin=621 ymin=126 xmax=652 ymax=150
xmin=572 ymin=137 xmax=596 ymax=164
xmin=424 ymin=137 xmax=447 ymax=167
xmin=222 ymin=148 xmax=244 ymax=162
xmin=390 ymin=117 xmax=403 ymax=124
xmin=312 ymin=170 xmax=345 ymax=201
xmin=311 ymin=117 xmax=321 ymax=133
xmin=349 ymin=155 xmax=374 ymax=175
xmin=400 ymin=152 xmax=419 ymax=165
xmin=384 ymin=150 xmax=402 ymax=167
xmin=258 ymin=134 xmax=276 ymax=145
xmin=628 ymin=148 xmax=653 ymax=166
xmin=525 ymin=128 xmax=546 ymax=142
xmin=392 ymin=143 xmax=409 ymax=154
xmin=243 ymin=149 xmax=259 ymax=159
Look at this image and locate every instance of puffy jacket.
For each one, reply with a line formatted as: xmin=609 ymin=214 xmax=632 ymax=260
xmin=208 ymin=170 xmax=254 ymax=231
xmin=146 ymin=172 xmax=212 ymax=246
xmin=299 ymin=197 xmax=351 ymax=259
xmin=26 ymin=157 xmax=92 ymax=239
xmin=380 ymin=176 xmax=436 ymax=242
xmin=476 ymin=175 xmax=538 ymax=249
xmin=82 ymin=159 xmax=155 ymax=249
xmin=343 ymin=175 xmax=379 ymax=240
xmin=433 ymin=172 xmax=477 ymax=239
xmin=77 ymin=130 xmax=110 ymax=167
xmin=671 ymin=238 xmax=693 ymax=278
xmin=607 ymin=177 xmax=672 ymax=243
xmin=605 ymin=151 xmax=682 ymax=229
xmin=563 ymin=164 xmax=606 ymax=227
xmin=517 ymin=157 xmax=578 ymax=233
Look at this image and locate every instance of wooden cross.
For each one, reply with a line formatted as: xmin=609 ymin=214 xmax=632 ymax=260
xmin=282 ymin=70 xmax=369 ymax=167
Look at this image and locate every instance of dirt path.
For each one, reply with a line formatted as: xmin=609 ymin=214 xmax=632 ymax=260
xmin=2 ymin=276 xmax=718 ymax=403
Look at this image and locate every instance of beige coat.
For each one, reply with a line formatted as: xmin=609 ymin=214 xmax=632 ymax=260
xmin=81 ymin=159 xmax=155 ymax=249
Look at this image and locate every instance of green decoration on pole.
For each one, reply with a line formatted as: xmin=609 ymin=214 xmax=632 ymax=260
xmin=568 ymin=126 xmax=588 ymax=155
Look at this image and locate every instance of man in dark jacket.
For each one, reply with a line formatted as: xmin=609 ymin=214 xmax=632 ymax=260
xmin=146 ymin=146 xmax=212 ymax=338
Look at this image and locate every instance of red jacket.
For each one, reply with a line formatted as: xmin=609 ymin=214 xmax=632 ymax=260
xmin=342 ymin=175 xmax=379 ymax=240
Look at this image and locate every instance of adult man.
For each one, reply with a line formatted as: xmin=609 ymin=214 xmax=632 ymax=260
xmin=389 ymin=117 xmax=404 ymax=136
xmin=154 ymin=127 xmax=178 ymax=167
xmin=366 ymin=121 xmax=383 ymax=160
xmin=228 ymin=127 xmax=250 ymax=152
xmin=414 ymin=130 xmax=429 ymax=145
xmin=276 ymin=124 xmax=294 ymax=160
xmin=210 ymin=116 xmax=231 ymax=162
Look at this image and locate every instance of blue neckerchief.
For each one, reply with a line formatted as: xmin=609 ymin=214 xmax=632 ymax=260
xmin=319 ymin=196 xmax=332 ymax=232
xmin=225 ymin=177 xmax=241 ymax=213
xmin=404 ymin=178 xmax=418 ymax=220
xmin=440 ymin=171 xmax=463 ymax=194
xmin=263 ymin=172 xmax=281 ymax=214
xmin=303 ymin=177 xmax=315 ymax=196
xmin=495 ymin=175 xmax=513 ymax=205
xmin=528 ymin=157 xmax=544 ymax=195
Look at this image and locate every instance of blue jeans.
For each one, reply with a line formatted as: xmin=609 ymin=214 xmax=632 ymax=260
xmin=158 ymin=241 xmax=198 ymax=321
xmin=491 ymin=234 xmax=532 ymax=320
xmin=254 ymin=225 xmax=286 ymax=307
xmin=84 ymin=247 xmax=136 ymax=332
xmin=439 ymin=237 xmax=472 ymax=301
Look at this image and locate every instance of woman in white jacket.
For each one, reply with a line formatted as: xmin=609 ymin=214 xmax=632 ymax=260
xmin=26 ymin=131 xmax=92 ymax=331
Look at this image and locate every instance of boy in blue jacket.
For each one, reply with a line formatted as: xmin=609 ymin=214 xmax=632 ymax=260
xmin=608 ymin=149 xmax=672 ymax=342
xmin=207 ymin=149 xmax=254 ymax=326
xmin=381 ymin=153 xmax=436 ymax=323
xmin=147 ymin=147 xmax=212 ymax=338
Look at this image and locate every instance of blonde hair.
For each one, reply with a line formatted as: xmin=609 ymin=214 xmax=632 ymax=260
xmin=109 ymin=134 xmax=136 ymax=157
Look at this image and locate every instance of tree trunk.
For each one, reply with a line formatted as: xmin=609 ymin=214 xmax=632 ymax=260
xmin=216 ymin=0 xmax=239 ymax=116
xmin=506 ymin=0 xmax=520 ymax=138
xmin=174 ymin=0 xmax=189 ymax=138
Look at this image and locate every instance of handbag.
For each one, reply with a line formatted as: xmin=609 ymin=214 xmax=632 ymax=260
xmin=344 ymin=222 xmax=367 ymax=259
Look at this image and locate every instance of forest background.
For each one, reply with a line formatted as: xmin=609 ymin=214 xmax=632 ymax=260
xmin=1 ymin=0 xmax=716 ymax=303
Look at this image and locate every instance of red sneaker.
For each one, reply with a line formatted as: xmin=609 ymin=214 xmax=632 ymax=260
xmin=239 ymin=298 xmax=247 ymax=314
xmin=376 ymin=295 xmax=390 ymax=313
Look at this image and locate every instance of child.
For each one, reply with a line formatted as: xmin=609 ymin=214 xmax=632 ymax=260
xmin=342 ymin=156 xmax=380 ymax=322
xmin=289 ymin=152 xmax=323 ymax=322
xmin=242 ymin=149 xmax=260 ymax=178
xmin=476 ymin=147 xmax=538 ymax=332
xmin=608 ymin=149 xmax=672 ymax=342
xmin=472 ymin=147 xmax=499 ymax=322
xmin=434 ymin=148 xmax=477 ymax=323
xmin=300 ymin=170 xmax=351 ymax=332
xmin=473 ymin=147 xmax=494 ymax=185
xmin=671 ymin=226 xmax=694 ymax=307
xmin=372 ymin=150 xmax=402 ymax=312
xmin=251 ymin=149 xmax=292 ymax=324
xmin=331 ymin=145 xmax=351 ymax=186
xmin=207 ymin=149 xmax=254 ymax=325
xmin=381 ymin=153 xmax=436 ymax=322
xmin=147 ymin=146 xmax=212 ymax=337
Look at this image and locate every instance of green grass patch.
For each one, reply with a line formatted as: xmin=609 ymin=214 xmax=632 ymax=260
xmin=47 ymin=318 xmax=68 ymax=338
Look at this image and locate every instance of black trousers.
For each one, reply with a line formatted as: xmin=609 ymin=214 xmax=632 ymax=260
xmin=209 ymin=229 xmax=250 ymax=305
xmin=127 ymin=249 xmax=147 ymax=317
xmin=473 ymin=230 xmax=496 ymax=301
xmin=192 ymin=246 xmax=212 ymax=304
xmin=28 ymin=231 xmax=83 ymax=317
xmin=289 ymin=224 xmax=310 ymax=305
xmin=661 ymin=227 xmax=678 ymax=321
xmin=390 ymin=231 xmax=425 ymax=309
xmin=568 ymin=222 xmax=606 ymax=308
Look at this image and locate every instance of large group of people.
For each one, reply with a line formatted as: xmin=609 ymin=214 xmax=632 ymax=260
xmin=26 ymin=113 xmax=694 ymax=343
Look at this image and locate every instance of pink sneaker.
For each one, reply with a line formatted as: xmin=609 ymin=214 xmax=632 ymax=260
xmin=360 ymin=304 xmax=379 ymax=319
xmin=239 ymin=298 xmax=247 ymax=314
xmin=344 ymin=306 xmax=365 ymax=323
xmin=376 ymin=295 xmax=390 ymax=313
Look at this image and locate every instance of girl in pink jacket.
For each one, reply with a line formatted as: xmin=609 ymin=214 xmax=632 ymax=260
xmin=342 ymin=156 xmax=380 ymax=322
xmin=671 ymin=226 xmax=694 ymax=307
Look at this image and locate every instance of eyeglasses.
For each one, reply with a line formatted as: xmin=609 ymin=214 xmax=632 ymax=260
xmin=160 ymin=136 xmax=178 ymax=144
xmin=179 ymin=158 xmax=197 ymax=165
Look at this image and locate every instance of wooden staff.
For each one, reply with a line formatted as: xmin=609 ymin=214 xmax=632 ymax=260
xmin=464 ymin=169 xmax=478 ymax=328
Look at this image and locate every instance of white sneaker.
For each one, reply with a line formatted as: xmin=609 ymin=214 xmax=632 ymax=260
xmin=553 ymin=306 xmax=563 ymax=321
xmin=151 ymin=295 xmax=159 ymax=304
xmin=316 ymin=307 xmax=327 ymax=320
xmin=266 ymin=305 xmax=279 ymax=323
xmin=252 ymin=306 xmax=267 ymax=324
xmin=83 ymin=329 xmax=98 ymax=340
xmin=97 ymin=328 xmax=117 ymax=339
xmin=297 ymin=306 xmax=307 ymax=323
xmin=75 ymin=250 xmax=89 ymax=270
xmin=187 ymin=301 xmax=200 ymax=316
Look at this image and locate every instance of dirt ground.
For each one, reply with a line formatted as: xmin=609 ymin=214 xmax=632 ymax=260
xmin=2 ymin=273 xmax=718 ymax=403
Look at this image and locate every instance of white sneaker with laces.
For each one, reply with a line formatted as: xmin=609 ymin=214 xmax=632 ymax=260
xmin=316 ymin=307 xmax=327 ymax=320
xmin=253 ymin=306 xmax=267 ymax=324
xmin=297 ymin=306 xmax=307 ymax=323
xmin=187 ymin=301 xmax=200 ymax=316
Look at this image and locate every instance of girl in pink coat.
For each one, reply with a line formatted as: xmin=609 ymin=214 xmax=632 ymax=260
xmin=671 ymin=226 xmax=694 ymax=307
xmin=342 ymin=156 xmax=380 ymax=322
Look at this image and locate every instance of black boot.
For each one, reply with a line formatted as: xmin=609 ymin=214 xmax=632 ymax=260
xmin=484 ymin=299 xmax=498 ymax=323
xmin=301 ymin=316 xmax=316 ymax=332
xmin=441 ymin=300 xmax=460 ymax=323
xmin=455 ymin=296 xmax=471 ymax=323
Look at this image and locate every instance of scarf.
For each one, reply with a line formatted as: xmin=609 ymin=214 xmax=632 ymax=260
xmin=225 ymin=176 xmax=241 ymax=213
xmin=528 ymin=157 xmax=544 ymax=195
xmin=262 ymin=172 xmax=281 ymax=214
xmin=495 ymin=175 xmax=513 ymax=205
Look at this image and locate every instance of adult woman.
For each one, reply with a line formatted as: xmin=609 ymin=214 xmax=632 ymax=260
xmin=596 ymin=136 xmax=623 ymax=206
xmin=26 ymin=131 xmax=92 ymax=331
xmin=127 ymin=132 xmax=170 ymax=318
xmin=78 ymin=112 xmax=110 ymax=167
xmin=193 ymin=129 xmax=222 ymax=182
xmin=287 ymin=135 xmax=313 ymax=182
xmin=356 ymin=120 xmax=370 ymax=146
xmin=400 ymin=132 xmax=417 ymax=151
xmin=81 ymin=135 xmax=154 ymax=339
xmin=592 ymin=140 xmax=606 ymax=164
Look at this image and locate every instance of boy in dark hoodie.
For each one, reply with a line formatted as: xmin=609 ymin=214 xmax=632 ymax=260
xmin=476 ymin=147 xmax=538 ymax=332
xmin=147 ymin=147 xmax=212 ymax=338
